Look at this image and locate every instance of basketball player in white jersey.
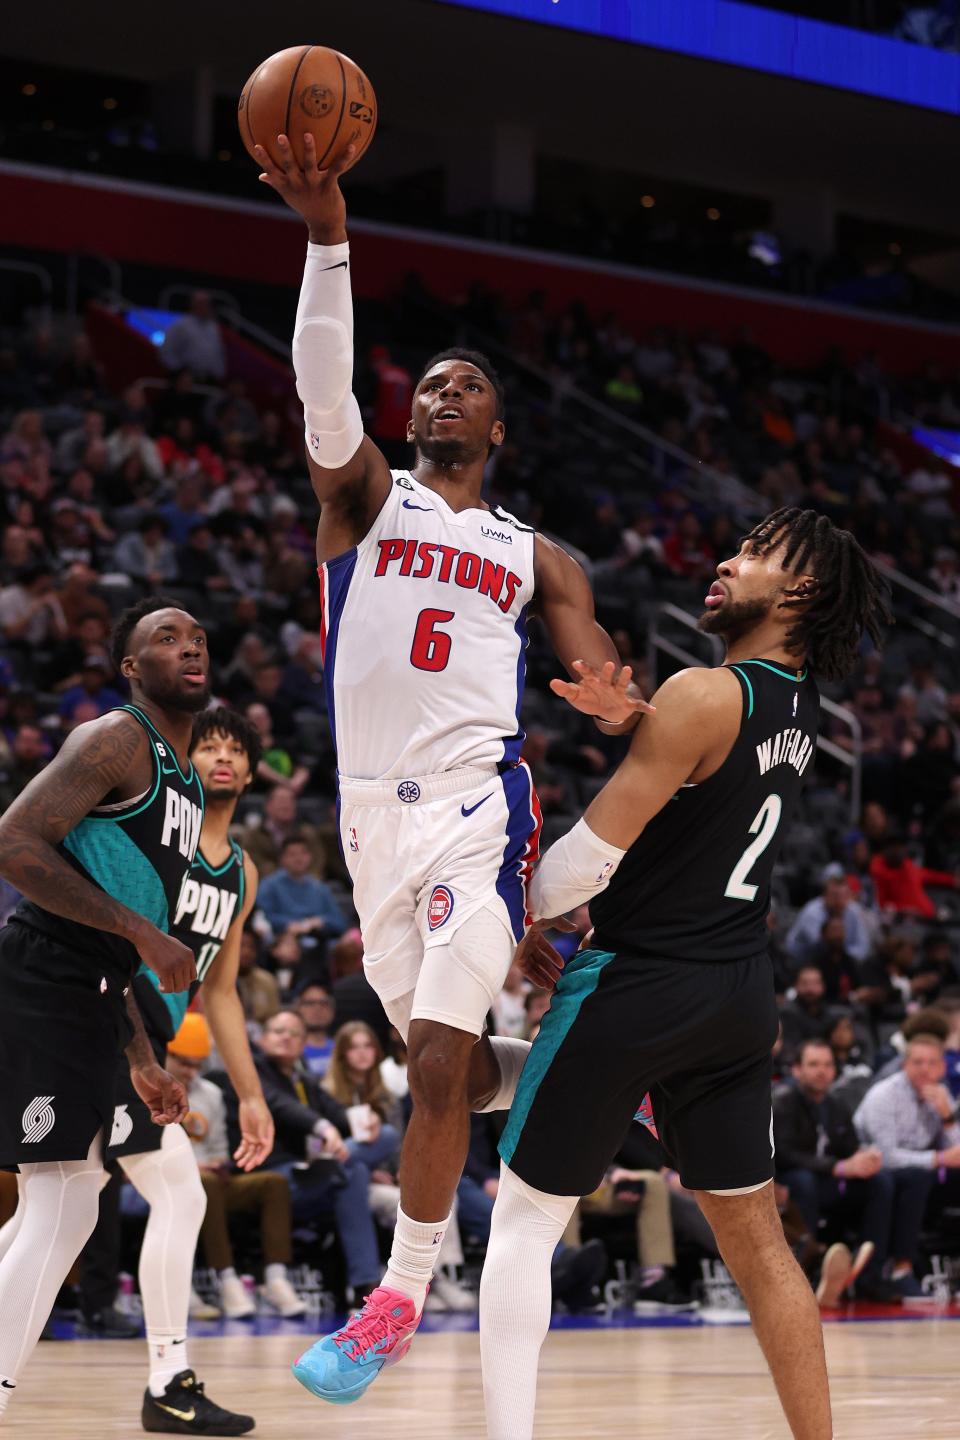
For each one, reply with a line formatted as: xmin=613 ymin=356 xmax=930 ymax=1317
xmin=253 ymin=134 xmax=651 ymax=1404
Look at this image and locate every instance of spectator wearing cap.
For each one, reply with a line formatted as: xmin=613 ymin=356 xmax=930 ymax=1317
xmin=163 ymin=1013 xmax=306 ymax=1320
xmin=160 ymin=292 xmax=226 ymax=382
xmin=786 ymin=870 xmax=873 ymax=968
xmin=112 ymin=514 xmax=178 ymax=591
xmin=870 ymin=834 xmax=956 ymax=920
xmin=854 ymin=1034 xmax=960 ymax=1298
xmin=57 ymin=655 xmax=125 ymax=723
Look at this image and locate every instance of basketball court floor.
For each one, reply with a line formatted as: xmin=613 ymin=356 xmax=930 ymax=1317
xmin=6 ymin=1304 xmax=960 ymax=1438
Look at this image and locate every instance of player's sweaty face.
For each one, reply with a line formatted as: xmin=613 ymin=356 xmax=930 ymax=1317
xmin=409 ymin=363 xmax=499 ymax=458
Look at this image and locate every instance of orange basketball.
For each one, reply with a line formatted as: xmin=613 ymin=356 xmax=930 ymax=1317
xmin=238 ymin=45 xmax=377 ymax=173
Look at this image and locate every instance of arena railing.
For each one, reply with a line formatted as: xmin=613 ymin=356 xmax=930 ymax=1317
xmin=648 ymin=602 xmax=863 ymax=823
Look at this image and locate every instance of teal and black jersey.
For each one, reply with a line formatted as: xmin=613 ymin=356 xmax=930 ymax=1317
xmin=15 ymin=705 xmax=205 ymax=982
xmin=591 ymin=659 xmax=820 ymax=964
xmin=140 ymin=838 xmax=247 ymax=1039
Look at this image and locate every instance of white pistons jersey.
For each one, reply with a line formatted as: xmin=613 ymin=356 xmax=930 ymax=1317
xmin=319 ymin=471 xmax=536 ymax=780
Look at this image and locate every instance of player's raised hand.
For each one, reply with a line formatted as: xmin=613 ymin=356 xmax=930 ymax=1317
xmin=254 ymin=132 xmax=355 ymax=244
xmin=234 ymin=1096 xmax=276 ymax=1171
xmin=514 ymin=917 xmax=575 ymax=993
xmin=130 ymin=1062 xmax=189 ymax=1126
xmin=550 ymin=660 xmax=655 ymax=723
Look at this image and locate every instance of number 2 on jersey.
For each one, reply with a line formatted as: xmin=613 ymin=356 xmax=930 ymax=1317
xmin=724 ymin=794 xmax=783 ymax=902
xmin=411 ymin=608 xmax=454 ymax=672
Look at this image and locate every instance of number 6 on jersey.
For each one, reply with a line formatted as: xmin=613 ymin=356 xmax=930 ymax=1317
xmin=724 ymin=794 xmax=783 ymax=902
xmin=411 ymin=608 xmax=455 ymax=672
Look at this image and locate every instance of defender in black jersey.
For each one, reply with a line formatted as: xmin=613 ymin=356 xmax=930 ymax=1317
xmin=0 ymin=599 xmax=210 ymax=1425
xmin=102 ymin=708 xmax=277 ymax=1437
xmin=481 ymin=510 xmax=892 ymax=1440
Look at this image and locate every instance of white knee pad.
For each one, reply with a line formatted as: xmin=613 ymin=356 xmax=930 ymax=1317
xmin=412 ymin=905 xmax=515 ymax=1037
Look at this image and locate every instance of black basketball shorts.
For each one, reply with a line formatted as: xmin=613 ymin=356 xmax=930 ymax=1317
xmin=500 ymin=946 xmax=778 ymax=1196
xmin=0 ymin=920 xmax=133 ymax=1166
xmin=108 ymin=1053 xmax=166 ymax=1158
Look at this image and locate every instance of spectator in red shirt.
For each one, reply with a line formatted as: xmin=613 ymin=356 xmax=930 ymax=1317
xmin=870 ymin=834 xmax=955 ymax=919
xmin=662 ymin=510 xmax=714 ymax=580
xmin=369 ymin=345 xmax=413 ymax=468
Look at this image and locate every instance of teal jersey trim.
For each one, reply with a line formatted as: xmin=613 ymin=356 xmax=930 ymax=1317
xmin=122 ymin=703 xmax=197 ymax=787
xmin=63 ymin=821 xmax=168 ymax=932
xmin=137 ymin=963 xmax=190 ymax=1034
xmin=499 ymin=948 xmax=616 ymax=1169
xmin=729 ymin=665 xmax=755 ymax=720
xmin=738 ymin=659 xmax=808 ymax=683
xmin=86 ymin=728 xmax=161 ymax=823
xmin=194 ymin=846 xmax=237 ymax=877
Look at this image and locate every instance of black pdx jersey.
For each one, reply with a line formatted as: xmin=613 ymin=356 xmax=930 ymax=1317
xmin=15 ymin=705 xmax=204 ymax=980
xmin=139 ymin=839 xmax=248 ymax=1041
xmin=591 ymin=659 xmax=820 ymax=963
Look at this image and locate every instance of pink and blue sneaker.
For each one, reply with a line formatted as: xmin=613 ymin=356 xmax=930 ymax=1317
xmin=291 ymin=1286 xmax=422 ymax=1405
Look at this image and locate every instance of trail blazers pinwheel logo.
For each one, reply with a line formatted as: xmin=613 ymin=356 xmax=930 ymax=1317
xmin=21 ymin=1096 xmax=55 ymax=1143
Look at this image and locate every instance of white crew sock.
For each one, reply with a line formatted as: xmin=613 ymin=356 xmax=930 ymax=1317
xmin=264 ymin=1263 xmax=288 ymax=1284
xmin=474 ymin=1037 xmax=532 ymax=1113
xmin=480 ymin=1163 xmax=579 ymax=1440
xmin=118 ymin=1124 xmax=206 ymax=1397
xmin=382 ymin=1206 xmax=450 ymax=1313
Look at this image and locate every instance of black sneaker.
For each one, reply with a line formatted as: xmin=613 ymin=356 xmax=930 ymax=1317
xmin=142 ymin=1371 xmax=255 ymax=1435
xmin=78 ymin=1306 xmax=141 ymax=1339
xmin=633 ymin=1274 xmax=698 ymax=1313
xmin=552 ymin=1238 xmax=607 ymax=1312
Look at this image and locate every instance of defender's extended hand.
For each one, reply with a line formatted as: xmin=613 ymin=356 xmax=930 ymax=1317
xmin=550 ymin=660 xmax=655 ymax=722
xmin=515 ymin=918 xmax=575 ymax=993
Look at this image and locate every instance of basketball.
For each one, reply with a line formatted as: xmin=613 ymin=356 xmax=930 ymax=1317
xmin=238 ymin=45 xmax=377 ymax=173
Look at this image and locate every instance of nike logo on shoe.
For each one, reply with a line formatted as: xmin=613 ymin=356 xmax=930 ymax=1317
xmin=1 ymin=1381 xmax=15 ymax=1389
xmin=157 ymin=1404 xmax=196 ymax=1421
xmin=322 ymin=261 xmax=348 ymax=271
xmin=461 ymin=794 xmax=493 ymax=817
xmin=402 ymin=498 xmax=433 ymax=512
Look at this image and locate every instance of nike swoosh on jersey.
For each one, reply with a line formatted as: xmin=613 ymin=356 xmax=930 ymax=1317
xmin=461 ymin=794 xmax=493 ymax=817
xmin=157 ymin=1404 xmax=196 ymax=1422
xmin=402 ymin=498 xmax=434 ymax=511
xmin=322 ymin=261 xmax=348 ymax=271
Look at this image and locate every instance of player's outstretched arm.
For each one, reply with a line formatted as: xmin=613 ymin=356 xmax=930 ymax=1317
xmin=529 ymin=667 xmax=741 ymax=921
xmin=535 ymin=535 xmax=654 ymax=731
xmin=203 ymin=854 xmax=275 ymax=1169
xmin=0 ymin=711 xmax=196 ymax=993
xmin=255 ymin=133 xmax=390 ymax=542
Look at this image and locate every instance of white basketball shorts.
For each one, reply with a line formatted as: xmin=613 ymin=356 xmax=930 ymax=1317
xmin=338 ymin=762 xmax=541 ymax=1035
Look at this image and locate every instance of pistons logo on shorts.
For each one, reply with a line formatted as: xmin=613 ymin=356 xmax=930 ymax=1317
xmin=427 ymin=885 xmax=455 ymax=931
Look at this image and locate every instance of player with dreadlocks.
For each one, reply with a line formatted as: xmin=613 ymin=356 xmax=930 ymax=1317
xmin=480 ymin=509 xmax=892 ymax=1440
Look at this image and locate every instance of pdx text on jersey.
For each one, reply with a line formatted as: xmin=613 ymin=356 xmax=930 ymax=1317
xmin=755 ymin=724 xmax=815 ymax=779
xmin=173 ymin=878 xmax=237 ymax=942
xmin=159 ymin=788 xmax=203 ymax=859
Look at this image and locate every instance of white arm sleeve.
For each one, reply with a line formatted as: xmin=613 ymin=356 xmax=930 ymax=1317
xmin=528 ymin=817 xmax=626 ymax=921
xmin=293 ymin=241 xmax=364 ymax=468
